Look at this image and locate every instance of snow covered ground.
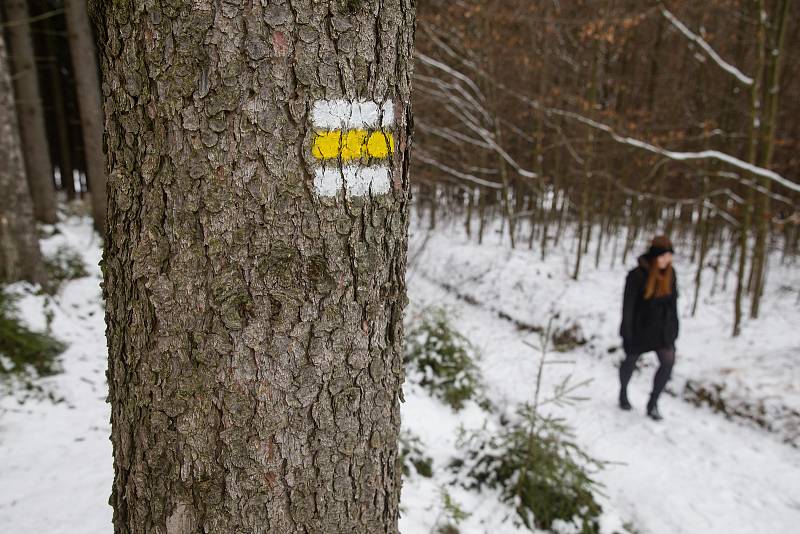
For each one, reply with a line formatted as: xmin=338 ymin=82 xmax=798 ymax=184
xmin=0 ymin=216 xmax=110 ymax=533
xmin=1 ymin=216 xmax=799 ymax=533
xmin=400 ymin=219 xmax=800 ymax=533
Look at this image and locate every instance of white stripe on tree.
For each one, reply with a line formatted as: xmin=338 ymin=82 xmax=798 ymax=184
xmin=314 ymin=166 xmax=391 ymax=197
xmin=312 ymin=99 xmax=394 ymax=129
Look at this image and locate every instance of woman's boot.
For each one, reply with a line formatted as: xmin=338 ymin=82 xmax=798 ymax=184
xmin=646 ymin=398 xmax=663 ymax=421
xmin=619 ymin=389 xmax=632 ymax=410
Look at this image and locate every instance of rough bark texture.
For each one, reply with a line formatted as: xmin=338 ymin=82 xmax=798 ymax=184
xmin=65 ymin=0 xmax=108 ymax=233
xmin=5 ymin=0 xmax=58 ymax=224
xmin=97 ymin=1 xmax=414 ymax=532
xmin=0 ymin=32 xmax=45 ymax=285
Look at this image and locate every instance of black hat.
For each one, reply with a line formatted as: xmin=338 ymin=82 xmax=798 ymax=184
xmin=644 ymin=235 xmax=674 ymax=258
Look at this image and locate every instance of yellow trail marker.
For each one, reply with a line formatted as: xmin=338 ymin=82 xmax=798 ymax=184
xmin=313 ymin=130 xmax=395 ymax=161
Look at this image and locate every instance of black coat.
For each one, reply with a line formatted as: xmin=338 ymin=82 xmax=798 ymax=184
xmin=619 ymin=255 xmax=679 ymax=355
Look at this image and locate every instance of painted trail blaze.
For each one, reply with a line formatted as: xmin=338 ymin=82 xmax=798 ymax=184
xmin=311 ymin=99 xmax=394 ymax=197
xmin=312 ymin=130 xmax=395 ymax=161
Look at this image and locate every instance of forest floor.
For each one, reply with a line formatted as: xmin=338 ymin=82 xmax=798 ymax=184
xmin=1 ymin=215 xmax=799 ymax=533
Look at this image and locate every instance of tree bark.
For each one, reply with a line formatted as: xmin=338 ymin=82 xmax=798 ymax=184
xmin=44 ymin=25 xmax=77 ymax=201
xmin=0 ymin=32 xmax=45 ymax=285
xmin=734 ymin=0 xmax=766 ymax=337
xmin=464 ymin=186 xmax=473 ymax=238
xmin=478 ymin=186 xmax=487 ymax=244
xmin=4 ymin=0 xmax=58 ymax=224
xmin=749 ymin=0 xmax=791 ymax=319
xmin=97 ymin=1 xmax=414 ymax=532
xmin=65 ymin=0 xmax=108 ymax=233
xmin=692 ymin=187 xmax=712 ymax=317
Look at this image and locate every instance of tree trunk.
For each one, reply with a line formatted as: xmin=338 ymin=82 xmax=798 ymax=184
xmin=44 ymin=26 xmax=76 ymax=201
xmin=723 ymin=228 xmax=738 ymax=293
xmin=97 ymin=1 xmax=414 ymax=532
xmin=464 ymin=187 xmax=473 ymax=239
xmin=65 ymin=0 xmax=108 ymax=233
xmin=734 ymin=0 xmax=766 ymax=337
xmin=594 ymin=180 xmax=610 ymax=269
xmin=0 ymin=32 xmax=45 ymax=285
xmin=478 ymin=186 xmax=487 ymax=245
xmin=646 ymin=14 xmax=664 ymax=113
xmin=527 ymin=191 xmax=537 ymax=250
xmin=610 ymin=220 xmax=619 ymax=269
xmin=5 ymin=0 xmax=58 ymax=224
xmin=710 ymin=228 xmax=724 ymax=298
xmin=429 ymin=183 xmax=437 ymax=230
xmin=692 ymin=200 xmax=712 ymax=317
xmin=749 ymin=0 xmax=791 ymax=319
xmin=554 ymin=188 xmax=569 ymax=248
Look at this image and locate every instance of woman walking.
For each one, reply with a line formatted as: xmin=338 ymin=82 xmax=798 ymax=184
xmin=619 ymin=236 xmax=679 ymax=421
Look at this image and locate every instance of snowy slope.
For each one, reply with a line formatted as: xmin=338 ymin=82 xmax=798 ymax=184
xmin=400 ymin=271 xmax=800 ymax=534
xmin=400 ymin=221 xmax=800 ymax=533
xmin=0 ymin=217 xmax=111 ymax=533
xmin=1 ymin=216 xmax=799 ymax=534
xmin=407 ymin=221 xmax=800 ymax=447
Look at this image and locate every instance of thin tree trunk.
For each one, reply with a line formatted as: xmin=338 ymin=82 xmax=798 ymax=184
xmin=541 ymin=132 xmax=564 ymax=260
xmin=572 ymin=197 xmax=586 ymax=280
xmin=594 ymin=180 xmax=610 ymax=269
xmin=710 ymin=234 xmax=723 ymax=298
xmin=610 ymin=221 xmax=619 ymax=270
xmin=783 ymin=221 xmax=797 ymax=265
xmin=495 ymin=131 xmax=515 ymax=249
xmin=750 ymin=0 xmax=791 ymax=319
xmin=98 ymin=1 xmax=414 ymax=532
xmin=527 ymin=192 xmax=538 ymax=250
xmin=664 ymin=205 xmax=675 ymax=238
xmin=478 ymin=186 xmax=487 ymax=245
xmin=723 ymin=228 xmax=738 ymax=293
xmin=573 ymin=46 xmax=600 ymax=280
xmin=464 ymin=187 xmax=473 ymax=239
xmin=65 ymin=0 xmax=108 ymax=233
xmin=5 ymin=0 xmax=58 ymax=224
xmin=45 ymin=27 xmax=76 ymax=201
xmin=0 ymin=32 xmax=45 ymax=285
xmin=646 ymin=15 xmax=664 ymax=113
xmin=539 ymin=187 xmax=550 ymax=261
xmin=429 ymin=183 xmax=437 ymax=230
xmin=692 ymin=199 xmax=712 ymax=317
xmin=734 ymin=0 xmax=766 ymax=337
xmin=690 ymin=206 xmax=701 ymax=263
xmin=554 ymin=189 xmax=569 ymax=248
xmin=622 ymin=221 xmax=634 ymax=266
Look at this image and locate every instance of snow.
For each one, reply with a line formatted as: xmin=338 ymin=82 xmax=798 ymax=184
xmin=660 ymin=8 xmax=754 ymax=87
xmin=0 ymin=216 xmax=111 ymax=533
xmin=400 ymin=219 xmax=800 ymax=533
xmin=550 ymin=107 xmax=800 ymax=195
xmin=1 ymin=215 xmax=799 ymax=533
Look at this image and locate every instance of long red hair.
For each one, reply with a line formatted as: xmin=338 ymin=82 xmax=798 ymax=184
xmin=644 ymin=260 xmax=673 ymax=299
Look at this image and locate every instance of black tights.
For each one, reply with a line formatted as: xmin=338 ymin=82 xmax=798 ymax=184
xmin=619 ymin=347 xmax=675 ymax=408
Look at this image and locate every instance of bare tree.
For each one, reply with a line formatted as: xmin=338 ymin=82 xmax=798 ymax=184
xmin=411 ymin=1 xmax=799 ymax=333
xmin=4 ymin=0 xmax=58 ymax=224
